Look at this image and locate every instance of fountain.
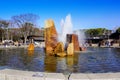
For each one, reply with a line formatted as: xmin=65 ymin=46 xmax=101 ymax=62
xmin=44 ymin=14 xmax=86 ymax=57
xmin=66 ymin=34 xmax=80 ymax=51
xmin=44 ymin=19 xmax=58 ymax=55
xmin=1 ymin=14 xmax=120 ymax=74
xmin=59 ymin=14 xmax=73 ymax=45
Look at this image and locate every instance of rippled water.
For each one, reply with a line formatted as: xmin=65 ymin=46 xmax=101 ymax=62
xmin=0 ymin=47 xmax=120 ymax=73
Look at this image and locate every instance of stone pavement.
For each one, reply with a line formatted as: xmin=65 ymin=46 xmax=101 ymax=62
xmin=0 ymin=69 xmax=65 ymax=80
xmin=69 ymin=73 xmax=120 ymax=80
xmin=0 ymin=69 xmax=120 ymax=80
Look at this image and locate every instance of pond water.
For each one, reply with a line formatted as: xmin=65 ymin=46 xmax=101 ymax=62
xmin=0 ymin=47 xmax=120 ymax=73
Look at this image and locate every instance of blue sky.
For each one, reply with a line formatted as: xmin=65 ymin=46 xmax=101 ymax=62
xmin=0 ymin=0 xmax=120 ymax=32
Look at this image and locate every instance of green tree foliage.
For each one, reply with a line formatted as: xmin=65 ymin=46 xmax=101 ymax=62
xmin=0 ymin=19 xmax=9 ymax=40
xmin=116 ymin=27 xmax=120 ymax=33
xmin=85 ymin=28 xmax=107 ymax=37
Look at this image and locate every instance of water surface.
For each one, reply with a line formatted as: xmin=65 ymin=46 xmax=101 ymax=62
xmin=0 ymin=47 xmax=120 ymax=73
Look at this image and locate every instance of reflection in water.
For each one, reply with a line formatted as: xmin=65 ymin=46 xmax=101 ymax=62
xmin=73 ymin=53 xmax=79 ymax=72
xmin=44 ymin=54 xmax=79 ymax=73
xmin=0 ymin=47 xmax=120 ymax=73
xmin=6 ymin=49 xmax=35 ymax=70
xmin=66 ymin=56 xmax=74 ymax=67
xmin=57 ymin=58 xmax=67 ymax=72
xmin=0 ymin=49 xmax=15 ymax=66
xmin=27 ymin=50 xmax=34 ymax=57
xmin=44 ymin=56 xmax=57 ymax=72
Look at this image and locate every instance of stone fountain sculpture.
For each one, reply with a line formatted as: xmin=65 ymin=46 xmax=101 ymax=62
xmin=28 ymin=43 xmax=34 ymax=50
xmin=44 ymin=19 xmax=58 ymax=55
xmin=66 ymin=34 xmax=80 ymax=51
xmin=44 ymin=19 xmax=84 ymax=57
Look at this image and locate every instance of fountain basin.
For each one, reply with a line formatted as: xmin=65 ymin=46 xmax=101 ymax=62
xmin=0 ymin=47 xmax=120 ymax=73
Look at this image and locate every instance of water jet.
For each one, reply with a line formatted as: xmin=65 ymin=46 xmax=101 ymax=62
xmin=44 ymin=14 xmax=86 ymax=57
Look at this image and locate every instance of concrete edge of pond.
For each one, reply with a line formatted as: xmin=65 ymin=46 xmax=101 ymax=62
xmin=69 ymin=73 xmax=120 ymax=80
xmin=0 ymin=69 xmax=66 ymax=80
xmin=0 ymin=45 xmax=28 ymax=49
xmin=0 ymin=69 xmax=120 ymax=80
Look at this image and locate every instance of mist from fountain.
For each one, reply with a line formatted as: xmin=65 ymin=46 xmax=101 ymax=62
xmin=58 ymin=14 xmax=73 ymax=45
xmin=59 ymin=14 xmax=86 ymax=47
xmin=74 ymin=30 xmax=86 ymax=47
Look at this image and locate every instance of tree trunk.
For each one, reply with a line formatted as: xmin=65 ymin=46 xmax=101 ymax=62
xmin=2 ymin=34 xmax=4 ymax=42
xmin=24 ymin=36 xmax=27 ymax=45
xmin=10 ymin=35 xmax=13 ymax=41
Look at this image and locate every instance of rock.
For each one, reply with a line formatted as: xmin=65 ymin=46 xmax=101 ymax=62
xmin=28 ymin=43 xmax=34 ymax=50
xmin=55 ymin=52 xmax=66 ymax=57
xmin=80 ymin=47 xmax=86 ymax=51
xmin=67 ymin=43 xmax=74 ymax=56
xmin=45 ymin=19 xmax=55 ymax=28
xmin=66 ymin=34 xmax=80 ymax=51
xmin=71 ymin=34 xmax=80 ymax=51
xmin=54 ymin=42 xmax=66 ymax=57
xmin=54 ymin=42 xmax=64 ymax=53
xmin=44 ymin=19 xmax=58 ymax=55
xmin=45 ymin=46 xmax=54 ymax=56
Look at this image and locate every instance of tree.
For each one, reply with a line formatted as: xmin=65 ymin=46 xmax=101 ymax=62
xmin=116 ymin=27 xmax=120 ymax=33
xmin=96 ymin=28 xmax=106 ymax=36
xmin=116 ymin=27 xmax=120 ymax=46
xmin=0 ymin=19 xmax=9 ymax=41
xmin=20 ymin=22 xmax=34 ymax=44
xmin=11 ymin=13 xmax=40 ymax=44
xmin=0 ymin=28 xmax=4 ymax=41
xmin=85 ymin=28 xmax=108 ymax=38
xmin=109 ymin=27 xmax=120 ymax=40
xmin=0 ymin=19 xmax=9 ymax=28
xmin=32 ymin=27 xmax=41 ymax=36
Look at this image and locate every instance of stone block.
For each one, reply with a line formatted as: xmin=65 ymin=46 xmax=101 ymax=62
xmin=28 ymin=43 xmax=34 ymax=50
xmin=87 ymin=73 xmax=120 ymax=80
xmin=54 ymin=42 xmax=64 ymax=53
xmin=0 ymin=69 xmax=45 ymax=80
xmin=0 ymin=73 xmax=6 ymax=80
xmin=67 ymin=43 xmax=74 ymax=56
xmin=44 ymin=19 xmax=58 ymax=55
xmin=45 ymin=73 xmax=65 ymax=80
xmin=66 ymin=34 xmax=80 ymax=51
xmin=3 ymin=75 xmax=22 ymax=80
xmin=69 ymin=73 xmax=90 ymax=80
xmin=54 ymin=42 xmax=66 ymax=57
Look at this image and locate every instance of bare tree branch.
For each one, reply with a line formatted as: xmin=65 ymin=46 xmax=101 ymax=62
xmin=11 ymin=13 xmax=40 ymax=44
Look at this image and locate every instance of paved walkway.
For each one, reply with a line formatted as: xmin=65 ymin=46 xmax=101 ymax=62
xmin=69 ymin=73 xmax=120 ymax=80
xmin=0 ymin=43 xmax=120 ymax=49
xmin=0 ymin=69 xmax=120 ymax=80
xmin=0 ymin=45 xmax=28 ymax=49
xmin=0 ymin=44 xmax=44 ymax=49
xmin=90 ymin=43 xmax=120 ymax=48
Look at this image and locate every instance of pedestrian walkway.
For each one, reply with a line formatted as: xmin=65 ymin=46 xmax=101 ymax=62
xmin=1 ymin=69 xmax=120 ymax=80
